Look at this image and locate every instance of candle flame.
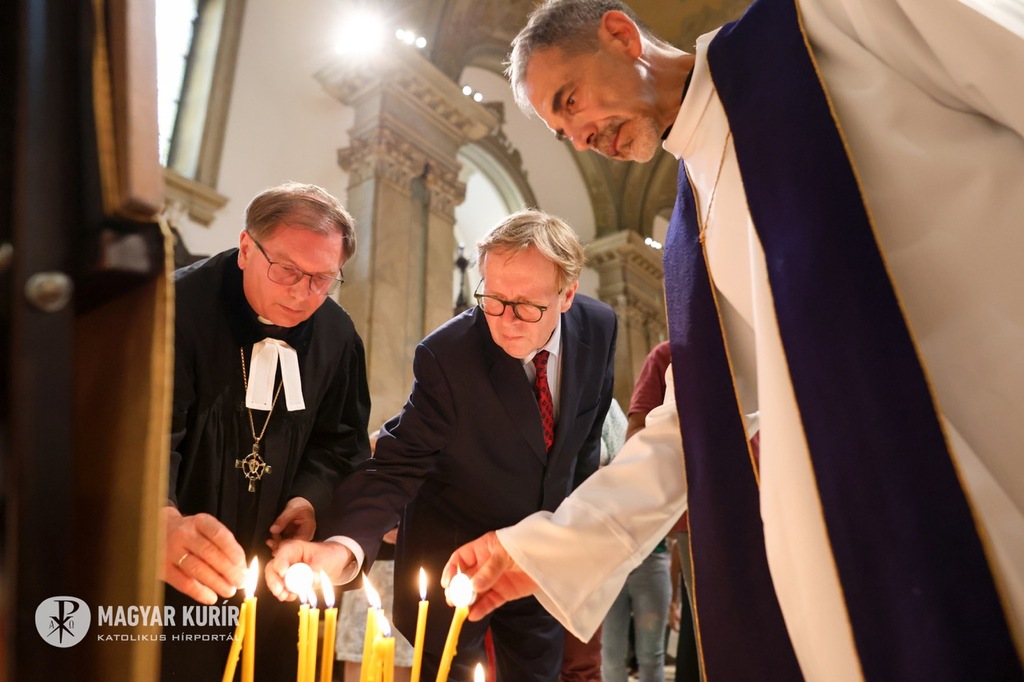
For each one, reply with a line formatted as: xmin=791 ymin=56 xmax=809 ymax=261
xmin=419 ymin=567 xmax=427 ymax=601
xmin=320 ymin=570 xmax=335 ymax=608
xmin=284 ymin=561 xmax=315 ymax=598
xmin=308 ymin=587 xmax=318 ymax=609
xmin=474 ymin=663 xmax=485 ymax=682
xmin=244 ymin=556 xmax=259 ymax=599
xmin=446 ymin=570 xmax=475 ymax=608
xmin=376 ymin=610 xmax=392 ymax=638
xmin=362 ymin=573 xmax=382 ymax=610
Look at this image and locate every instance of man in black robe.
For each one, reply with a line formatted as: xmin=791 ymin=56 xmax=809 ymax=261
xmin=161 ymin=182 xmax=371 ymax=679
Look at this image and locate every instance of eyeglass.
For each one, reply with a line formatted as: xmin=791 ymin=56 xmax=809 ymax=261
xmin=248 ymin=232 xmax=345 ymax=295
xmin=473 ymin=282 xmax=556 ymax=323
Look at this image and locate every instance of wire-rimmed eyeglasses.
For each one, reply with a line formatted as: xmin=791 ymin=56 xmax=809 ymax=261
xmin=248 ymin=232 xmax=345 ymax=295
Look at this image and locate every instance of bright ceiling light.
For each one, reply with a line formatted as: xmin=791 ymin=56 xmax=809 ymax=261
xmin=334 ymin=10 xmax=387 ymax=56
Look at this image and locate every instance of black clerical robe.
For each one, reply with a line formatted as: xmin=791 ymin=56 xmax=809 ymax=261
xmin=163 ymin=249 xmax=370 ymax=680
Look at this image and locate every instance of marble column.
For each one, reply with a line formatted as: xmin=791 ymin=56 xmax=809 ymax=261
xmin=586 ymin=230 xmax=667 ymax=408
xmin=316 ymin=47 xmax=499 ymax=428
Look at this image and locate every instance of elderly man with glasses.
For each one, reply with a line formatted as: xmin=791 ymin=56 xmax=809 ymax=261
xmin=267 ymin=208 xmax=617 ymax=682
xmin=162 ymin=181 xmax=371 ymax=679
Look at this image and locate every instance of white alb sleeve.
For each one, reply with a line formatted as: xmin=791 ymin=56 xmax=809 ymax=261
xmin=497 ymin=368 xmax=687 ymax=641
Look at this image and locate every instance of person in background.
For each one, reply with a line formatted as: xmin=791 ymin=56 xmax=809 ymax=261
xmin=601 ymin=364 xmax=672 ymax=682
xmin=624 ymin=341 xmax=700 ymax=682
xmin=560 ymin=398 xmax=628 ymax=682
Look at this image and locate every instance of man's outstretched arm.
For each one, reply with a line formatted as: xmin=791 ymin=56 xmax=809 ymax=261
xmin=443 ymin=371 xmax=687 ymax=641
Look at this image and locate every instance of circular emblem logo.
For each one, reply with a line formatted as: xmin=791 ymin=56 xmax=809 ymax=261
xmin=35 ymin=596 xmax=91 ymax=647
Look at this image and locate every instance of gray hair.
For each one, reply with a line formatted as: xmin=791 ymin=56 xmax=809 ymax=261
xmin=507 ymin=0 xmax=653 ymax=115
xmin=244 ymin=182 xmax=356 ymax=263
xmin=478 ymin=209 xmax=586 ymax=292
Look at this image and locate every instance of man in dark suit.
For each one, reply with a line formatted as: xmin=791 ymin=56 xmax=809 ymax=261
xmin=267 ymin=208 xmax=617 ymax=681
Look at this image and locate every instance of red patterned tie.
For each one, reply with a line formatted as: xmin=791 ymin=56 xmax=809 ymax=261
xmin=533 ymin=350 xmax=555 ymax=452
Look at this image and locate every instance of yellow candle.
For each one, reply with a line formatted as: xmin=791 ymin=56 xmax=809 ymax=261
xmin=283 ymin=563 xmax=318 ymax=682
xmin=435 ymin=571 xmax=475 ymax=682
xmin=372 ymin=633 xmax=385 ymax=682
xmin=379 ymin=631 xmax=395 ymax=682
xmin=221 ymin=600 xmax=247 ymax=682
xmin=373 ymin=611 xmax=395 ymax=682
xmin=320 ymin=572 xmax=338 ymax=682
xmin=359 ymin=574 xmax=382 ymax=682
xmin=435 ymin=606 xmax=467 ymax=682
xmin=410 ymin=568 xmax=429 ymax=682
xmin=297 ymin=601 xmax=309 ymax=682
xmin=383 ymin=638 xmax=395 ymax=682
xmin=306 ymin=593 xmax=320 ymax=682
xmin=241 ymin=557 xmax=259 ymax=682
xmin=359 ymin=607 xmax=378 ymax=682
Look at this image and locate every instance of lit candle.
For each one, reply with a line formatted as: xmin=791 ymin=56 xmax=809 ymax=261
xmin=284 ymin=562 xmax=316 ymax=597
xmin=320 ymin=572 xmax=338 ymax=682
xmin=474 ymin=663 xmax=485 ymax=682
xmin=284 ymin=563 xmax=316 ymax=682
xmin=435 ymin=570 xmax=475 ymax=682
xmin=359 ymin=574 xmax=382 ymax=682
xmin=221 ymin=600 xmax=247 ymax=682
xmin=297 ymin=595 xmax=309 ymax=682
xmin=241 ymin=557 xmax=259 ymax=682
xmin=410 ymin=568 xmax=429 ymax=682
xmin=374 ymin=612 xmax=395 ymax=682
xmin=306 ymin=589 xmax=320 ymax=682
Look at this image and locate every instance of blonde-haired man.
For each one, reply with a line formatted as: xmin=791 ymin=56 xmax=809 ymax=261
xmin=269 ymin=209 xmax=617 ymax=682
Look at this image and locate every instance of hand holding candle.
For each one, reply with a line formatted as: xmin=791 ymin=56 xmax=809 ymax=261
xmin=435 ymin=570 xmax=475 ymax=682
xmin=410 ymin=568 xmax=429 ymax=682
xmin=320 ymin=572 xmax=338 ymax=682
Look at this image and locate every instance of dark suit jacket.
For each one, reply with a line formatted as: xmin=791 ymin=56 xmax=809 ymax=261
xmin=321 ymin=294 xmax=616 ymax=667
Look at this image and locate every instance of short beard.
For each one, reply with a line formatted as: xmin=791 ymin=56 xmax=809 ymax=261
xmin=623 ymin=118 xmax=663 ymax=162
xmin=595 ymin=117 xmax=663 ymax=162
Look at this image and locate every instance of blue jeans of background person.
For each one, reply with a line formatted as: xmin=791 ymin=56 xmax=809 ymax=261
xmin=601 ymin=548 xmax=672 ymax=682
